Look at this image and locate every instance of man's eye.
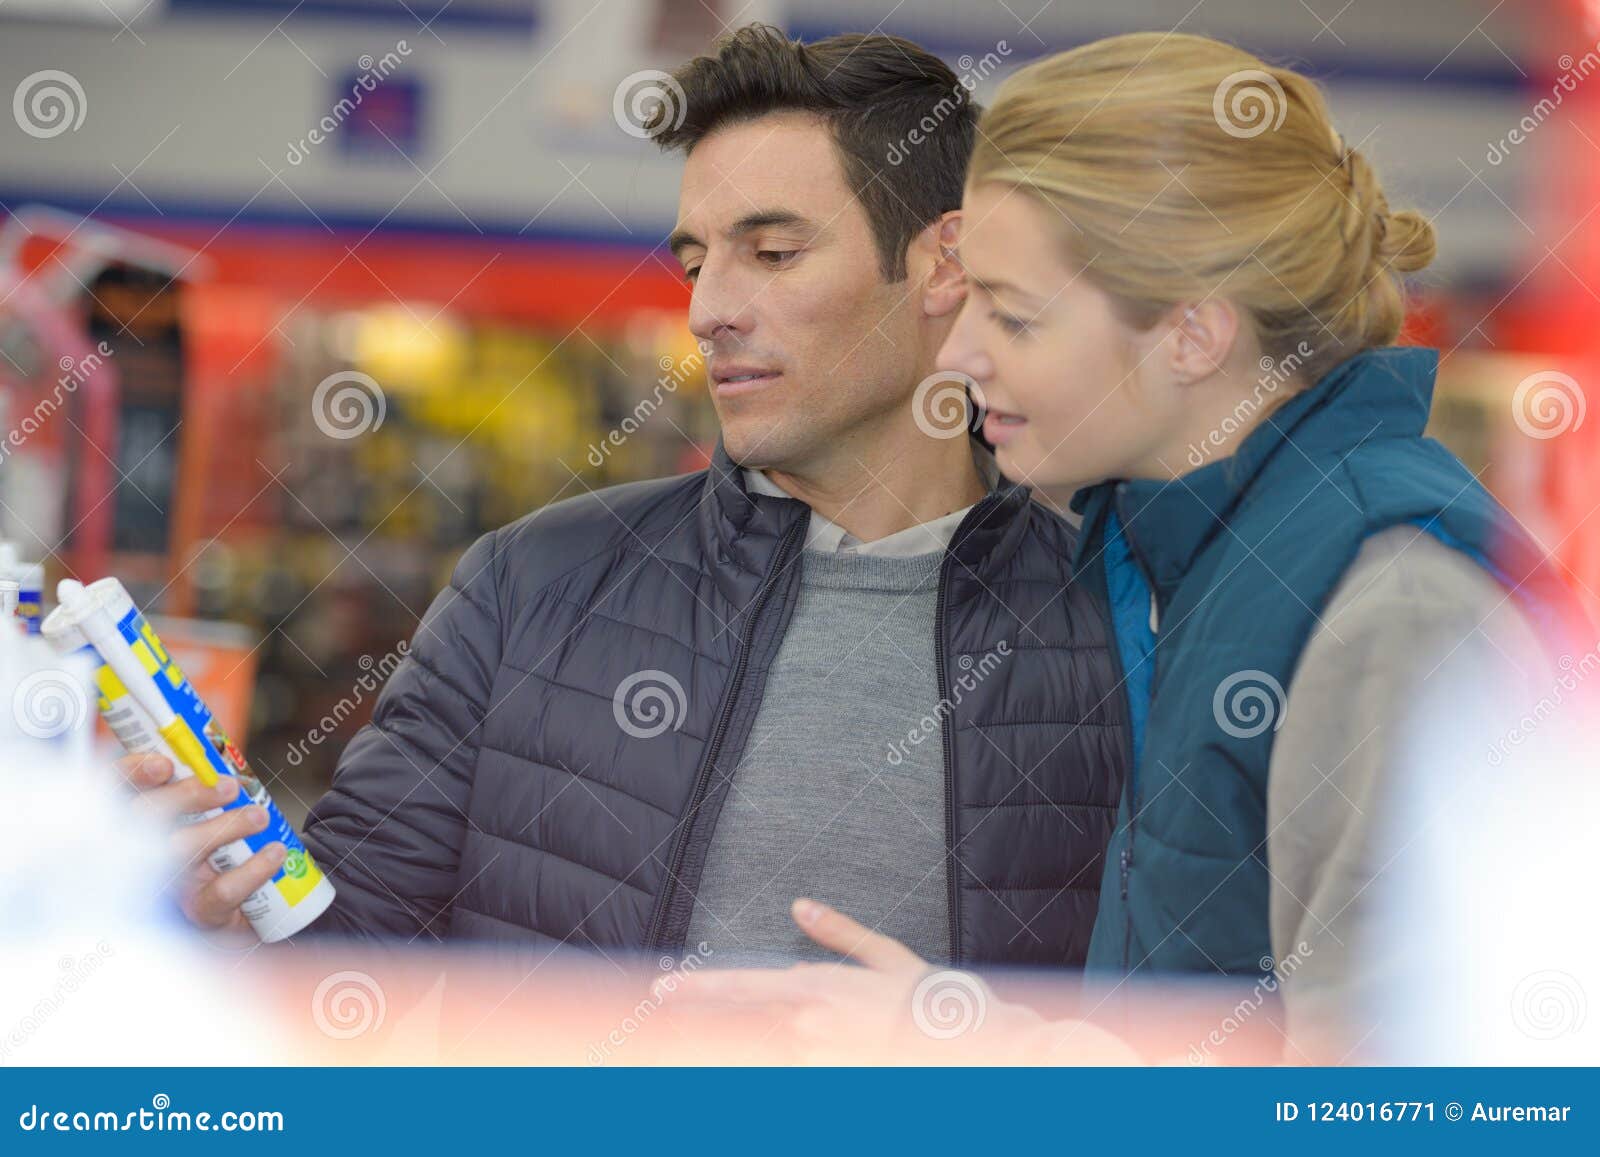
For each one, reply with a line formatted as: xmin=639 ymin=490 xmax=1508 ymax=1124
xmin=683 ymin=267 xmax=701 ymax=284
xmin=756 ymin=250 xmax=797 ymax=268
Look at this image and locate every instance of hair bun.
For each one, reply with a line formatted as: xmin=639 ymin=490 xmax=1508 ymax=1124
xmin=1375 ymin=208 xmax=1436 ymax=276
xmin=1344 ymin=147 xmax=1436 ymax=277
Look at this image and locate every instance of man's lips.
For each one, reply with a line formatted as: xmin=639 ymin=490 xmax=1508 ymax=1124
xmin=711 ymin=367 xmax=782 ymax=397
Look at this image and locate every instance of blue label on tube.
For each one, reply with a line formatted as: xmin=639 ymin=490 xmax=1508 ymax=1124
xmin=110 ymin=605 xmax=312 ymax=877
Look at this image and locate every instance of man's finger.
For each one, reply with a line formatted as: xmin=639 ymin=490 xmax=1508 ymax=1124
xmin=791 ymin=898 xmax=925 ymax=972
xmin=117 ymin=752 xmax=176 ymax=789
xmin=134 ymin=774 xmax=239 ymax=822
xmin=172 ymin=801 xmax=268 ymax=869
xmin=188 ymin=843 xmax=285 ymax=928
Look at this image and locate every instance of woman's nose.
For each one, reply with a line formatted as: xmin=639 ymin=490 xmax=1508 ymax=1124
xmin=937 ymin=305 xmax=992 ymax=384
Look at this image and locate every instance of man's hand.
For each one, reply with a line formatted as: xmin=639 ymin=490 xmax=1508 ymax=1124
xmin=671 ymin=898 xmax=1082 ymax=1063
xmin=116 ymin=752 xmax=286 ymax=941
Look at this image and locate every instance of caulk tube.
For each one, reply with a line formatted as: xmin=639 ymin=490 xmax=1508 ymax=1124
xmin=44 ymin=578 xmax=335 ymax=942
xmin=55 ymin=580 xmax=216 ymax=780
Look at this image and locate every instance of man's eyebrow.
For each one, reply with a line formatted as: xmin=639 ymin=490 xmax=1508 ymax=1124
xmin=667 ymin=209 xmax=816 ymax=261
xmin=667 ymin=228 xmax=702 ymax=260
xmin=728 ymin=209 xmax=812 ymax=237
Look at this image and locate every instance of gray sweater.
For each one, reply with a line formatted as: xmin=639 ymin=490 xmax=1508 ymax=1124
xmin=684 ymin=547 xmax=952 ymax=967
xmin=1269 ymin=524 xmax=1553 ymax=1055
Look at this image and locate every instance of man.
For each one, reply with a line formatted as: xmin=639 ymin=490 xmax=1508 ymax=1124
xmin=120 ymin=24 xmax=1126 ymax=972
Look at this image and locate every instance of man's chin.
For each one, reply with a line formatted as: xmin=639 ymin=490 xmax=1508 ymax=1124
xmin=717 ymin=420 xmax=801 ymax=471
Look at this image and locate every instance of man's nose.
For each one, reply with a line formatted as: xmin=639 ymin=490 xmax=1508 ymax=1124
xmin=687 ymin=257 xmax=755 ymax=343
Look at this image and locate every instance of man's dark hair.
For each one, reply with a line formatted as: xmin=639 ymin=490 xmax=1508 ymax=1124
xmin=650 ymin=23 xmax=978 ymax=282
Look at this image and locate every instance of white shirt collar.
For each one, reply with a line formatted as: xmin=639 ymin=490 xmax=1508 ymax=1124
xmin=740 ymin=445 xmax=1002 ymax=558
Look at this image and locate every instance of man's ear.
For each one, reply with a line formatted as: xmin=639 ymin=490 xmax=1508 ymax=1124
xmin=921 ymin=212 xmax=967 ymax=319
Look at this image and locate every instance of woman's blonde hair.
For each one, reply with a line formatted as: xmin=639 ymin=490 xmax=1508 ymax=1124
xmin=969 ymin=32 xmax=1436 ymax=384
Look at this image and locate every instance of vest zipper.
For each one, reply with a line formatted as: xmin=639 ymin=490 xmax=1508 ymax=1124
xmin=644 ymin=518 xmax=805 ymax=953
xmin=934 ymin=491 xmax=1003 ymax=967
xmin=1113 ymin=487 xmax=1160 ymax=972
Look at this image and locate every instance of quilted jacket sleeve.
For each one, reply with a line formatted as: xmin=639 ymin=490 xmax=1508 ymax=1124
xmin=296 ymin=530 xmax=503 ymax=943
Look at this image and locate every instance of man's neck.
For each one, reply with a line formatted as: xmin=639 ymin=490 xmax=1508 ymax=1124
xmin=759 ymin=431 xmax=989 ymax=544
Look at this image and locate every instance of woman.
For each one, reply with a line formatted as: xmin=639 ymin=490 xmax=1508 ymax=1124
xmin=678 ymin=31 xmax=1588 ymax=1061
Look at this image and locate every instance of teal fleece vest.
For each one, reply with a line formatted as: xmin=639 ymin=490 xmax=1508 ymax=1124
xmin=1074 ymin=347 xmax=1584 ymax=976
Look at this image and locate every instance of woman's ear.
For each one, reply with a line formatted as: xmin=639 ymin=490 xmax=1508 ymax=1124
xmin=922 ymin=212 xmax=967 ymax=319
xmin=1167 ymin=299 xmax=1241 ymax=385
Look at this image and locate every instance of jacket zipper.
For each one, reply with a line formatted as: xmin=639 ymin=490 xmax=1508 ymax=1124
xmin=645 ymin=518 xmax=805 ymax=953
xmin=934 ymin=492 xmax=1003 ymax=967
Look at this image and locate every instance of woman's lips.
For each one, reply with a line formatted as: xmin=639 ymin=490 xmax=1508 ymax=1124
xmin=982 ymin=410 xmax=1028 ymax=445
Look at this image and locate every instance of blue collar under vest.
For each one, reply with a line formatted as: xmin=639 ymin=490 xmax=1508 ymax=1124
xmin=1069 ymin=346 xmax=1436 ymax=605
xmin=1067 ymin=346 xmax=1583 ymax=977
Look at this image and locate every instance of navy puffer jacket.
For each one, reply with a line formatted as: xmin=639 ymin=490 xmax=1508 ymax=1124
xmin=300 ymin=442 xmax=1128 ymax=967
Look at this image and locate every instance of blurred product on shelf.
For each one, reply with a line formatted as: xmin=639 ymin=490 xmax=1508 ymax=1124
xmin=0 ymin=541 xmax=45 ymax=633
xmin=0 ymin=207 xmax=208 ymax=589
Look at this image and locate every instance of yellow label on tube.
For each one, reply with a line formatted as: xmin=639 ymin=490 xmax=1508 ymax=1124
xmin=158 ymin=718 xmax=220 ymax=787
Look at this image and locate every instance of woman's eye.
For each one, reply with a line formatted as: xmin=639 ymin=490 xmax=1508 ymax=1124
xmin=990 ymin=310 xmax=1029 ymax=335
